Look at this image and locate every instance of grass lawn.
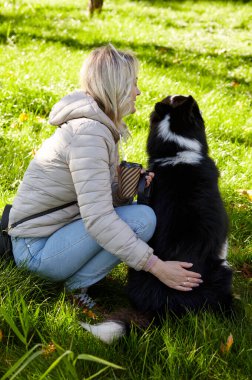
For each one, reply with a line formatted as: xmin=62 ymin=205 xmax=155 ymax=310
xmin=0 ymin=0 xmax=251 ymax=378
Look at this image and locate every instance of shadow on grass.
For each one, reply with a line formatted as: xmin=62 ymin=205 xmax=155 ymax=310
xmin=1 ymin=19 xmax=251 ymax=90
xmin=130 ymin=0 xmax=251 ymax=5
xmin=0 ymin=1 xmax=251 ymax=59
xmin=0 ymin=3 xmax=251 ymax=90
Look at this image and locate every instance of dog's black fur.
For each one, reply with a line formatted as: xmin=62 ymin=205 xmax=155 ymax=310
xmin=127 ymin=95 xmax=233 ymax=320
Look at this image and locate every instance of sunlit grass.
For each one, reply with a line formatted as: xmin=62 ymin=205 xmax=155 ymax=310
xmin=0 ymin=0 xmax=251 ymax=378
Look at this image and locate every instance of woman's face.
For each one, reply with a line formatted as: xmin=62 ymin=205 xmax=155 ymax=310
xmin=130 ymin=78 xmax=141 ymax=113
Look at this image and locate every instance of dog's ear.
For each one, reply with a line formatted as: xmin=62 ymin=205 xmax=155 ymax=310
xmin=185 ymin=95 xmax=196 ymax=109
xmin=173 ymin=95 xmax=195 ymax=108
xmin=186 ymin=95 xmax=202 ymax=117
xmin=154 ymin=102 xmax=170 ymax=117
xmin=175 ymin=95 xmax=196 ymax=116
xmin=187 ymin=95 xmax=195 ymax=104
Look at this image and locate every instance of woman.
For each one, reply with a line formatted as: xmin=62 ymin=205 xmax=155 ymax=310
xmin=9 ymin=44 xmax=202 ymax=308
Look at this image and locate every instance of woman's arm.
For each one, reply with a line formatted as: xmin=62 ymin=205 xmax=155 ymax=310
xmin=68 ymin=122 xmax=154 ymax=270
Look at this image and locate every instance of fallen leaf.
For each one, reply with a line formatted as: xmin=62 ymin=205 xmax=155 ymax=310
xmin=82 ymin=308 xmax=98 ymax=319
xmin=19 ymin=113 xmax=29 ymax=122
xmin=240 ymin=263 xmax=252 ymax=279
xmin=42 ymin=342 xmax=56 ymax=356
xmin=237 ymin=189 xmax=252 ymax=202
xmin=231 ymin=81 xmax=240 ymax=87
xmin=87 ymin=310 xmax=98 ymax=319
xmin=220 ymin=333 xmax=234 ymax=354
xmin=233 ymin=293 xmax=241 ymax=300
xmin=29 ymin=148 xmax=37 ymax=157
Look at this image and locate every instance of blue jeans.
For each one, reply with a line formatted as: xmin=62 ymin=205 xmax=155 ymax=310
xmin=11 ymin=204 xmax=156 ymax=291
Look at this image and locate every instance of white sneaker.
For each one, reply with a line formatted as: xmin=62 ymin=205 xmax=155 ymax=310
xmin=71 ymin=290 xmax=96 ymax=309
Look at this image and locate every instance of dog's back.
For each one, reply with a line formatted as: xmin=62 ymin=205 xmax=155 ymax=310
xmin=128 ymin=95 xmax=233 ymax=318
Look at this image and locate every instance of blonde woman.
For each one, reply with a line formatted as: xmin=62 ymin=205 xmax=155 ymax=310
xmin=9 ymin=45 xmax=202 ymax=309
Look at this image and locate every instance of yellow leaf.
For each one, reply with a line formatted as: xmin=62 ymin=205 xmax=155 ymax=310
xmin=30 ymin=148 xmax=37 ymax=157
xmin=0 ymin=329 xmax=3 ymax=342
xmin=82 ymin=307 xmax=89 ymax=314
xmin=220 ymin=333 xmax=234 ymax=354
xmin=237 ymin=189 xmax=252 ymax=202
xmin=231 ymin=81 xmax=240 ymax=87
xmin=220 ymin=342 xmax=225 ymax=353
xmin=226 ymin=334 xmax=234 ymax=350
xmin=87 ymin=310 xmax=98 ymax=319
xmin=82 ymin=308 xmax=98 ymax=319
xmin=42 ymin=342 xmax=56 ymax=356
xmin=19 ymin=113 xmax=28 ymax=122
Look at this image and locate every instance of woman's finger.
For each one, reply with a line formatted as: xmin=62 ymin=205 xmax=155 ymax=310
xmin=145 ymin=174 xmax=154 ymax=183
xmin=177 ymin=279 xmax=200 ymax=290
xmin=175 ymin=285 xmax=193 ymax=292
xmin=147 ymin=171 xmax=155 ymax=178
xmin=188 ymin=277 xmax=203 ymax=284
xmin=186 ymin=280 xmax=200 ymax=287
xmin=180 ymin=263 xmax=202 ymax=279
xmin=180 ymin=273 xmax=203 ymax=287
xmin=145 ymin=176 xmax=153 ymax=187
xmin=183 ymin=270 xmax=202 ymax=279
xmin=146 ymin=177 xmax=151 ymax=185
xmin=180 ymin=262 xmax=194 ymax=268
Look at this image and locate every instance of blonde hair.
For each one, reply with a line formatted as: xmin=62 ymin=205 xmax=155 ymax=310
xmin=80 ymin=44 xmax=139 ymax=128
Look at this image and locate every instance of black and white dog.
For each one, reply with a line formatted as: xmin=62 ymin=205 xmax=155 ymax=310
xmin=81 ymin=95 xmax=233 ymax=343
xmin=127 ymin=95 xmax=233 ymax=319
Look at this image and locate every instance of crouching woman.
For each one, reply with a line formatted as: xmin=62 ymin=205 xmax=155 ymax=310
xmin=8 ymin=44 xmax=201 ymax=308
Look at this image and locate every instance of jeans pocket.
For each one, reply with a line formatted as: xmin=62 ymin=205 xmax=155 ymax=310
xmin=25 ymin=237 xmax=48 ymax=269
xmin=24 ymin=237 xmax=45 ymax=256
xmin=12 ymin=237 xmax=45 ymax=271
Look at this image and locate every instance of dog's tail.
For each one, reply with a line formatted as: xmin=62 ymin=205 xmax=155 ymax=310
xmin=79 ymin=308 xmax=152 ymax=344
xmin=80 ymin=320 xmax=126 ymax=344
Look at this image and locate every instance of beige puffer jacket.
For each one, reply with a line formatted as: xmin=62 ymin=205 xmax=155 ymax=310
xmin=9 ymin=91 xmax=153 ymax=270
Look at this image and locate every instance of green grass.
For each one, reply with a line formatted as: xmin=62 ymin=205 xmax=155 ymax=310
xmin=0 ymin=0 xmax=252 ymax=378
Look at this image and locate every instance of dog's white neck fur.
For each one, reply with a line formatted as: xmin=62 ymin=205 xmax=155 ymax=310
xmin=158 ymin=115 xmax=202 ymax=152
xmin=154 ymin=151 xmax=202 ymax=166
xmin=157 ymin=115 xmax=203 ymax=166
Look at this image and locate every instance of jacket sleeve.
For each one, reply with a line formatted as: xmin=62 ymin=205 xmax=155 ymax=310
xmin=67 ymin=123 xmax=153 ymax=270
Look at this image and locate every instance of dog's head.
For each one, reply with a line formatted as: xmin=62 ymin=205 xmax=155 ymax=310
xmin=147 ymin=95 xmax=208 ymax=158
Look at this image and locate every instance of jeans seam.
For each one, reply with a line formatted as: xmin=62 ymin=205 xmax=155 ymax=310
xmin=122 ymin=219 xmax=145 ymax=234
xmin=41 ymin=233 xmax=94 ymax=262
xmin=68 ymin=259 xmax=121 ymax=282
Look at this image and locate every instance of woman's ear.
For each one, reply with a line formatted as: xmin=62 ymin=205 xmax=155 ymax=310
xmin=154 ymin=102 xmax=169 ymax=117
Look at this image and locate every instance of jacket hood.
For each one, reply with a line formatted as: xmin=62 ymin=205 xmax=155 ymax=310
xmin=49 ymin=90 xmax=121 ymax=142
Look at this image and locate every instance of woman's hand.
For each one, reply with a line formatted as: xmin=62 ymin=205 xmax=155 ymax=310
xmin=149 ymin=259 xmax=203 ymax=291
xmin=141 ymin=169 xmax=154 ymax=188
